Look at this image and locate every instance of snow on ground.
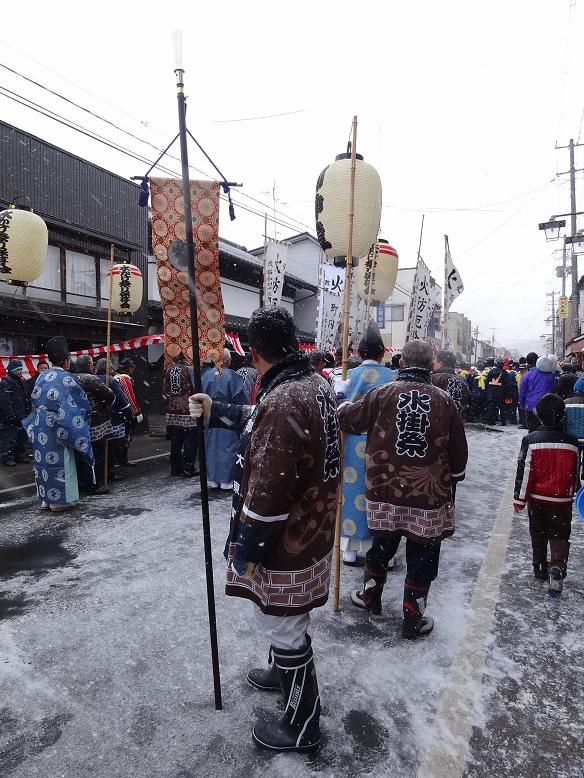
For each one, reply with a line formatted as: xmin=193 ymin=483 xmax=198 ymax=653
xmin=1 ymin=426 xmax=583 ymax=777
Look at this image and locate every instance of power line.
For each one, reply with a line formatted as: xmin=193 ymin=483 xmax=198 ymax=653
xmin=382 ymin=180 xmax=554 ymax=214
xmin=0 ymin=87 xmax=308 ymax=235
xmin=212 ymin=109 xmax=305 ymax=123
xmin=0 ymin=57 xmax=311 ymax=232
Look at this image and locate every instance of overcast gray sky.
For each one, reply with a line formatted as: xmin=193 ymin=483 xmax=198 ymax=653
xmin=1 ymin=0 xmax=583 ymax=354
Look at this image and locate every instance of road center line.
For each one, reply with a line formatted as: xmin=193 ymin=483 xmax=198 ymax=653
xmin=417 ymin=467 xmax=516 ymax=778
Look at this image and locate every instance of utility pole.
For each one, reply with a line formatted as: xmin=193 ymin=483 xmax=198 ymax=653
xmin=491 ymin=328 xmax=496 ymax=359
xmin=556 ymin=138 xmax=584 ymax=341
xmin=473 ymin=325 xmax=479 ymax=363
xmin=569 ymin=139 xmax=578 ymax=341
xmin=561 ymin=241 xmax=567 ymax=356
xmin=546 ymin=291 xmax=556 ymax=354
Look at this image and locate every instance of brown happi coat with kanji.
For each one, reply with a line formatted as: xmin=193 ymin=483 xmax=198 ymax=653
xmin=338 ymin=368 xmax=468 ymax=543
xmin=215 ymin=355 xmax=341 ymax=616
xmin=431 ymin=368 xmax=471 ymax=420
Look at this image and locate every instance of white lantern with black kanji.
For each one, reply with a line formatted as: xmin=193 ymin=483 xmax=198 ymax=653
xmin=355 ymin=239 xmax=399 ymax=302
xmin=315 ymin=152 xmax=382 ymax=259
xmin=107 ymin=262 xmax=143 ymax=315
xmin=0 ymin=207 xmax=48 ymax=286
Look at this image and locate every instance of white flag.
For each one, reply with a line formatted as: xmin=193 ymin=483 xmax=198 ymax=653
xmin=263 ymin=239 xmax=288 ymax=307
xmin=406 ymin=258 xmax=436 ymax=341
xmin=316 ymin=261 xmax=344 ymax=351
xmin=445 ymin=235 xmax=464 ymax=308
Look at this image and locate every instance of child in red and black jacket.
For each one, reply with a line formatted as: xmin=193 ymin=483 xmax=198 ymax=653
xmin=514 ymin=393 xmax=580 ymax=597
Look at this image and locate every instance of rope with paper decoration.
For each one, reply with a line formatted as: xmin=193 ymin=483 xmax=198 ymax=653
xmin=107 ymin=262 xmax=143 ymax=315
xmin=0 ymin=202 xmax=48 ymax=286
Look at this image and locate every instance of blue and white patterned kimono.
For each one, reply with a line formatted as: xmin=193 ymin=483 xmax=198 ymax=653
xmin=341 ymin=360 xmax=397 ymax=554
xmin=202 ymin=366 xmax=246 ymax=485
xmin=23 ymin=368 xmax=94 ymax=507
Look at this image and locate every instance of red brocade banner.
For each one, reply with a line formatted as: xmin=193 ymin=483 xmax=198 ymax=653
xmin=150 ymin=177 xmax=225 ymax=367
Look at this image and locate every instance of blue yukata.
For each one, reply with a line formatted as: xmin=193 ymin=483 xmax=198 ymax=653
xmin=23 ymin=368 xmax=94 ymax=507
xmin=341 ymin=360 xmax=397 ymax=555
xmin=202 ymin=366 xmax=247 ymax=486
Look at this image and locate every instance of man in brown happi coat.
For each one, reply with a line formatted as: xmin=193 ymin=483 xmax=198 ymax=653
xmin=189 ymin=307 xmax=340 ymax=754
xmin=431 ymin=350 xmax=470 ymax=420
xmin=337 ymin=340 xmax=468 ymax=639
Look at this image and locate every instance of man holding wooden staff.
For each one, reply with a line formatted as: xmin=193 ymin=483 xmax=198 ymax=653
xmin=337 ymin=340 xmax=468 ymax=638
xmin=189 ymin=307 xmax=340 ymax=754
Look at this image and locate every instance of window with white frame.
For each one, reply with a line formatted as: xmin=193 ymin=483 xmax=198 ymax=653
xmin=99 ymin=259 xmax=110 ymax=303
xmin=27 ymin=245 xmax=62 ymax=302
xmin=386 ymin=304 xmax=405 ymax=322
xmin=66 ymin=250 xmax=97 ymax=306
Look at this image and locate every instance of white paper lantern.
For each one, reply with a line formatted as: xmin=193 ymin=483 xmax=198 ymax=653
xmin=355 ymin=239 xmax=399 ymax=303
xmin=107 ymin=262 xmax=143 ymax=315
xmin=0 ymin=207 xmax=48 ymax=286
xmin=315 ymin=152 xmax=382 ymax=259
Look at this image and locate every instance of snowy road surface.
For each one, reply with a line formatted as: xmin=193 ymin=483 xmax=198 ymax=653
xmin=1 ymin=426 xmax=583 ymax=778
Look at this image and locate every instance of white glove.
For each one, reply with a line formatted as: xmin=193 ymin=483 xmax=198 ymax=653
xmin=334 ymin=379 xmax=351 ymax=397
xmin=189 ymin=393 xmax=212 ymax=421
xmin=136 ymin=413 xmax=143 ymax=424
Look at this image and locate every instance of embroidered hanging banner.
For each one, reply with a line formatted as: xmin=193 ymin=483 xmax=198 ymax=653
xmin=263 ymin=239 xmax=288 ymax=307
xmin=150 ymin=177 xmax=225 ymax=367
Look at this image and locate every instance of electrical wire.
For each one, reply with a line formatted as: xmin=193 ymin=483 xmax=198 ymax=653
xmin=212 ymin=109 xmax=305 ymax=123
xmin=382 ymin=180 xmax=555 ymax=214
xmin=0 ymin=58 xmax=311 ymax=232
xmin=0 ymin=87 xmax=308 ymax=235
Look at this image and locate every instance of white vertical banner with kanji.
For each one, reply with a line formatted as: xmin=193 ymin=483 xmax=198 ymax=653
xmin=316 ymin=261 xmax=344 ymax=351
xmin=406 ymin=258 xmax=437 ymax=341
xmin=263 ymin=239 xmax=288 ymax=307
xmin=444 ymin=235 xmax=464 ymax=308
xmin=348 ymin=267 xmax=366 ymax=348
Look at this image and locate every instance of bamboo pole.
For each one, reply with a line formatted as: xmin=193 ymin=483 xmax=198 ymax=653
xmin=103 ymin=243 xmax=115 ymax=489
xmin=442 ymin=234 xmax=449 ymax=349
xmin=333 ymin=115 xmax=359 ymax=613
xmin=364 ymin=242 xmax=378 ymax=325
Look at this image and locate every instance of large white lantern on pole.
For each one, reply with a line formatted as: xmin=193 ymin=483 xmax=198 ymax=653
xmin=107 ymin=262 xmax=143 ymax=315
xmin=0 ymin=206 xmax=48 ymax=286
xmin=315 ymin=152 xmax=382 ymax=259
xmin=355 ymin=239 xmax=399 ymax=302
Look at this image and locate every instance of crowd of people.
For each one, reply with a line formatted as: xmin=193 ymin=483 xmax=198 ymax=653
xmin=6 ymin=311 xmax=583 ymax=754
xmin=1 ymin=336 xmax=143 ymax=511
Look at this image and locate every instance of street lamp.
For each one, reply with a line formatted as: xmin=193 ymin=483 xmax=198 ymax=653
xmin=538 ymin=219 xmax=566 ymax=241
xmin=565 ymin=233 xmax=584 ymax=254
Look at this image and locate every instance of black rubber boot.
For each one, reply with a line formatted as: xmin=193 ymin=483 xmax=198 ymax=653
xmin=533 ymin=562 xmax=548 ymax=581
xmin=350 ymin=564 xmax=386 ymax=616
xmin=247 ymin=649 xmax=280 ymax=691
xmin=548 ymin=566 xmax=563 ymax=598
xmin=402 ymin=580 xmax=434 ymax=639
xmin=252 ymin=635 xmax=321 ymax=753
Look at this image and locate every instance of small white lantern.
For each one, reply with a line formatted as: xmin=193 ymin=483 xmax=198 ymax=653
xmin=315 ymin=152 xmax=382 ymax=259
xmin=107 ymin=262 xmax=143 ymax=315
xmin=0 ymin=207 xmax=48 ymax=286
xmin=355 ymin=239 xmax=399 ymax=302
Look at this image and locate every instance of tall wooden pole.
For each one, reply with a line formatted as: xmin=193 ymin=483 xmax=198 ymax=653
xmin=442 ymin=235 xmax=449 ymax=349
xmin=364 ymin=242 xmax=378 ymax=325
xmin=333 ymin=115 xmax=358 ymax=613
xmin=174 ymin=33 xmax=222 ymax=710
xmin=103 ymin=243 xmax=115 ymax=489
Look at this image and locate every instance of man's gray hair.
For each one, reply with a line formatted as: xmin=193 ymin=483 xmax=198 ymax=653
xmin=401 ymin=340 xmax=433 ymax=369
xmin=223 ymin=348 xmax=232 ymax=366
xmin=76 ymin=354 xmax=94 ymax=373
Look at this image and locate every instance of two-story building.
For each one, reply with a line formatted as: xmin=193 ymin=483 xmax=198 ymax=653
xmin=0 ymin=121 xmax=149 ymax=357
